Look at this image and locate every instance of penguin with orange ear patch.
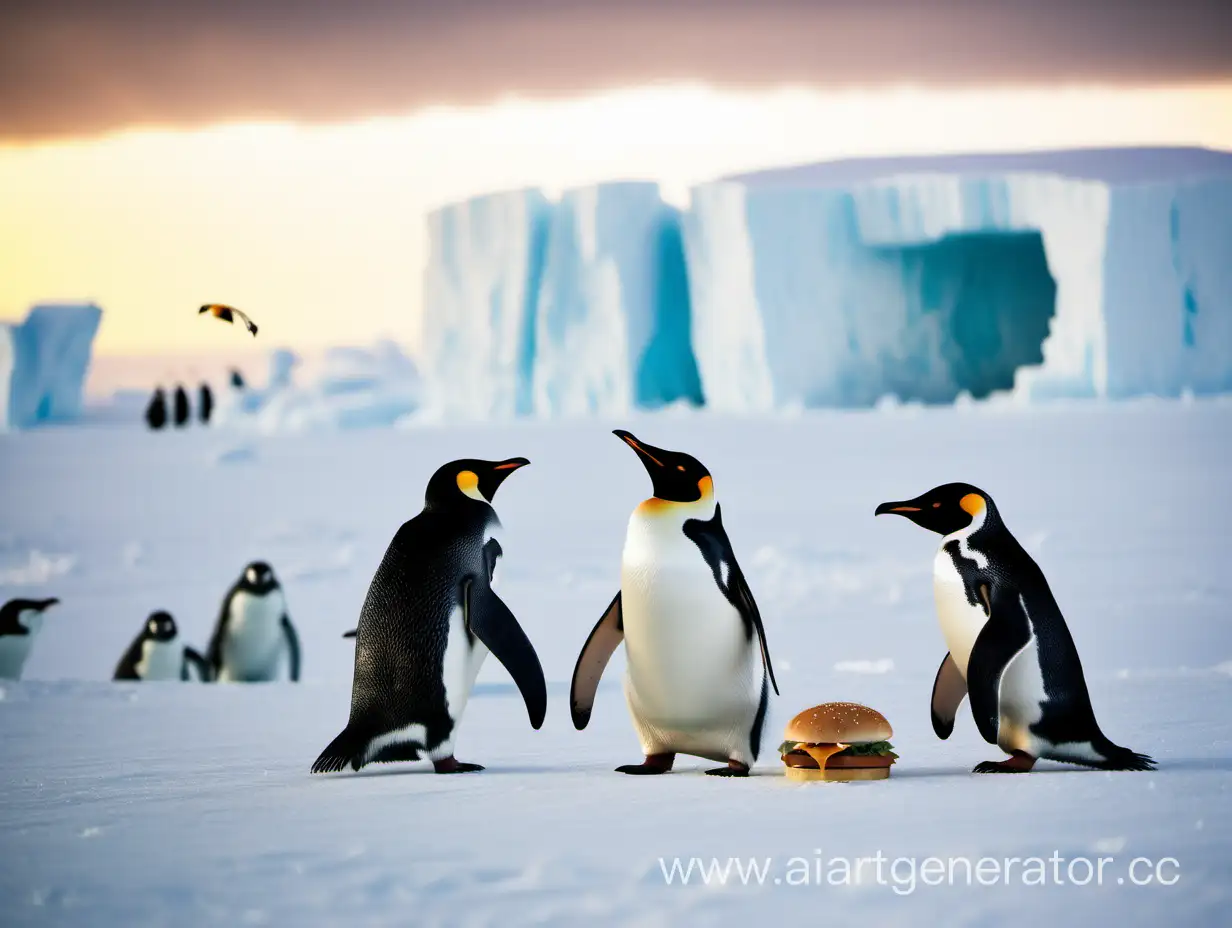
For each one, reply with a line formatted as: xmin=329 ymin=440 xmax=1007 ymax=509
xmin=199 ymin=303 xmax=258 ymax=336
xmin=570 ymin=431 xmax=778 ymax=777
xmin=876 ymin=482 xmax=1154 ymax=774
xmin=312 ymin=457 xmax=545 ymax=775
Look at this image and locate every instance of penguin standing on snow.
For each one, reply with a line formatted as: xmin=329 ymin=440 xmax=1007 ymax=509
xmin=198 ymin=382 xmax=214 ymax=424
xmin=570 ymin=431 xmax=778 ymax=776
xmin=114 ymin=611 xmax=211 ymax=681
xmin=172 ymin=385 xmax=190 ymax=427
xmin=876 ymin=483 xmax=1154 ymax=773
xmin=145 ymin=387 xmax=168 ymax=430
xmin=207 ymin=562 xmax=301 ymax=682
xmin=0 ymin=597 xmax=59 ymax=680
xmin=312 ymin=457 xmax=546 ymax=775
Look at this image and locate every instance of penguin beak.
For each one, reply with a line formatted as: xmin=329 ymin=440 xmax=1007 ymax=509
xmin=480 ymin=457 xmax=529 ymax=500
xmin=875 ymin=500 xmax=922 ymax=517
xmin=493 ymin=457 xmax=529 ymax=472
xmin=613 ymin=430 xmax=665 ymax=469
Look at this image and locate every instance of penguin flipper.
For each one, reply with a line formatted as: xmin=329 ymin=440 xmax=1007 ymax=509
xmin=282 ymin=616 xmax=301 ymax=682
xmin=462 ymin=579 xmax=547 ymax=729
xmin=183 ymin=646 xmax=211 ymax=682
xmin=112 ymin=640 xmax=142 ymax=681
xmin=342 ymin=629 xmax=357 ymax=639
xmin=569 ymin=592 xmax=624 ymax=730
xmin=205 ymin=592 xmax=234 ymax=679
xmin=683 ymin=506 xmax=779 ymax=695
xmin=966 ymin=583 xmax=1032 ymax=746
xmin=930 ymin=652 xmax=967 ymax=740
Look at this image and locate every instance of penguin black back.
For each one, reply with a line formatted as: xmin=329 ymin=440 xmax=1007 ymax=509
xmin=172 ymin=385 xmax=190 ymax=427
xmin=198 ymin=382 xmax=214 ymax=423
xmin=145 ymin=387 xmax=167 ymax=430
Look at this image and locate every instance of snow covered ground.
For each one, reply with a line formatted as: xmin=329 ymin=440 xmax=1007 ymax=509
xmin=1 ymin=400 xmax=1230 ymax=926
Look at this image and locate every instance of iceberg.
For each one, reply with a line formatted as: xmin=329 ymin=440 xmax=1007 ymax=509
xmin=532 ymin=183 xmax=702 ymax=417
xmin=689 ymin=147 xmax=1232 ymax=410
xmin=419 ymin=147 xmax=1232 ymax=417
xmin=421 ymin=188 xmax=552 ymax=419
xmin=1 ymin=303 xmax=103 ymax=430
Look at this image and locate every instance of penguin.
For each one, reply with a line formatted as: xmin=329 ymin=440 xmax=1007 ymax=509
xmin=145 ymin=387 xmax=168 ymax=430
xmin=570 ymin=431 xmax=778 ymax=777
xmin=198 ymin=382 xmax=214 ymax=424
xmin=875 ymin=483 xmax=1155 ymax=773
xmin=312 ymin=457 xmax=546 ymax=775
xmin=230 ymin=369 xmax=246 ymax=390
xmin=0 ymin=597 xmax=59 ymax=680
xmin=206 ymin=562 xmax=301 ymax=682
xmin=172 ymin=385 xmax=190 ymax=427
xmin=113 ymin=611 xmax=211 ymax=681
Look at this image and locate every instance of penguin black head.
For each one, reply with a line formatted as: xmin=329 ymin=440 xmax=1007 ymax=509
xmin=875 ymin=483 xmax=996 ymax=535
xmin=240 ymin=561 xmax=280 ymax=593
xmin=2 ymin=597 xmax=59 ymax=628
xmin=614 ymin=430 xmax=713 ymax=504
xmin=424 ymin=457 xmax=530 ymax=509
xmin=144 ymin=611 xmax=178 ymax=642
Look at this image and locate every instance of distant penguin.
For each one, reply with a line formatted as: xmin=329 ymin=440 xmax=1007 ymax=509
xmin=199 ymin=303 xmax=258 ymax=336
xmin=172 ymin=385 xmax=190 ymax=427
xmin=570 ymin=431 xmax=778 ymax=776
xmin=114 ymin=611 xmax=211 ymax=681
xmin=198 ymin=382 xmax=214 ymax=424
xmin=230 ymin=369 xmax=246 ymax=390
xmin=876 ymin=483 xmax=1155 ymax=773
xmin=206 ymin=562 xmax=300 ymax=682
xmin=312 ymin=457 xmax=546 ymax=775
xmin=145 ymin=387 xmax=168 ymax=430
xmin=0 ymin=597 xmax=59 ymax=680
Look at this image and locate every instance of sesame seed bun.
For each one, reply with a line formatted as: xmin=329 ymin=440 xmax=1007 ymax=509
xmin=782 ymin=702 xmax=893 ymax=745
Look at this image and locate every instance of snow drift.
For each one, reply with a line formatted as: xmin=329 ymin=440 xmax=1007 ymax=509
xmin=420 ymin=147 xmax=1232 ymax=417
xmin=1 ymin=303 xmax=102 ymax=430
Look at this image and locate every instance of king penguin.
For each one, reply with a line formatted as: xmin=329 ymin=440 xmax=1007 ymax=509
xmin=206 ymin=562 xmax=301 ymax=682
xmin=876 ymin=483 xmax=1154 ymax=773
xmin=570 ymin=431 xmax=778 ymax=776
xmin=0 ymin=597 xmax=59 ymax=680
xmin=114 ymin=611 xmax=211 ymax=681
xmin=311 ymin=457 xmax=546 ymax=775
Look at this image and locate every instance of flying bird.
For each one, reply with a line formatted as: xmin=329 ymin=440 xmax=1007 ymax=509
xmin=200 ymin=303 xmax=258 ymax=336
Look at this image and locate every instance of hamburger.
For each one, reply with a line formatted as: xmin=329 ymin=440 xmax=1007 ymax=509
xmin=780 ymin=702 xmax=897 ymax=781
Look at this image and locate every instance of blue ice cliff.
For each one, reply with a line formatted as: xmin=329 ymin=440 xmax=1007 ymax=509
xmin=423 ymin=147 xmax=1232 ymax=417
xmin=1 ymin=303 xmax=102 ymax=430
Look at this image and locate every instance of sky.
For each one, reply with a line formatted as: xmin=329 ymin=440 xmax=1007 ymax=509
xmin=1 ymin=1 xmax=1230 ymax=361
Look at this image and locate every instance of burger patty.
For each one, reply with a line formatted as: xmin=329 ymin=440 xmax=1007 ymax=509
xmin=783 ymin=750 xmax=895 ymax=769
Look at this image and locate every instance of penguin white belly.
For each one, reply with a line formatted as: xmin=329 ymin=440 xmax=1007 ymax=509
xmin=136 ymin=639 xmax=183 ymax=681
xmin=0 ymin=634 xmax=35 ymax=680
xmin=994 ymin=625 xmax=1049 ymax=755
xmin=932 ymin=549 xmax=988 ymax=678
xmin=0 ymin=612 xmax=42 ymax=680
xmin=620 ymin=528 xmax=759 ymax=762
xmin=219 ymin=591 xmax=285 ymax=681
xmin=435 ymin=602 xmax=489 ymax=758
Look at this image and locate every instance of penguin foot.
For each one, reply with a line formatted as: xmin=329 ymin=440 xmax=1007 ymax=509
xmin=973 ymin=751 xmax=1037 ymax=774
xmin=705 ymin=761 xmax=751 ymax=777
xmin=616 ymin=753 xmax=675 ymax=775
xmin=433 ymin=756 xmax=485 ymax=774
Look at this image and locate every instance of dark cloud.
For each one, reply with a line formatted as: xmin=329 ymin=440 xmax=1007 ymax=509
xmin=2 ymin=0 xmax=1230 ymax=142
